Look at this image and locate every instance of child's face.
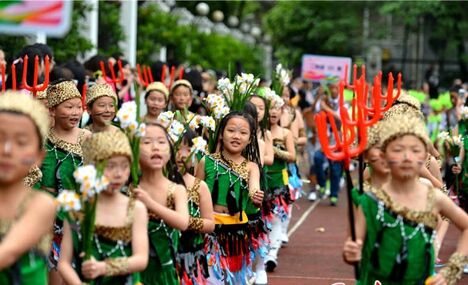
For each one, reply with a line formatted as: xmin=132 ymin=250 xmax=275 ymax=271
xmin=0 ymin=113 xmax=43 ymax=185
xmin=281 ymin=88 xmax=290 ymax=103
xmin=250 ymin=97 xmax=266 ymax=122
xmin=269 ymin=106 xmax=282 ymax=125
xmin=139 ymin=125 xmax=171 ymax=170
xmin=222 ymin=116 xmax=251 ymax=154
xmin=51 ymin=98 xmax=83 ymax=129
xmin=384 ymin=135 xmax=427 ymax=180
xmin=176 ymin=140 xmax=191 ymax=172
xmin=91 ymin=96 xmax=115 ymax=125
xmin=365 ymin=146 xmax=389 ymax=175
xmin=145 ymin=91 xmax=167 ymax=117
xmin=171 ymin=85 xmax=192 ymax=110
xmin=103 ymin=155 xmax=130 ymax=192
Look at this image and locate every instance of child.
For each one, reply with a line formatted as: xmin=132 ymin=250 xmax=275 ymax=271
xmin=33 ymin=79 xmax=91 ymax=284
xmin=58 ymin=130 xmax=149 ymax=284
xmin=0 ymin=92 xmax=56 ymax=284
xmin=85 ymin=83 xmax=120 ymax=133
xmin=134 ymin=123 xmax=189 ymax=285
xmin=265 ymin=104 xmax=296 ymax=272
xmin=143 ymin=82 xmax=169 ymax=124
xmin=195 ymin=111 xmax=264 ymax=284
xmin=170 ymin=80 xmax=194 ymax=118
xmin=343 ymin=114 xmax=468 ymax=285
xmin=176 ymin=129 xmax=215 ymax=284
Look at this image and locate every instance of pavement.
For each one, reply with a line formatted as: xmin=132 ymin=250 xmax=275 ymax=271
xmin=267 ymin=192 xmax=468 ymax=285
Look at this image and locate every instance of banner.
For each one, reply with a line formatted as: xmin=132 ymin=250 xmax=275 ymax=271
xmin=301 ymin=54 xmax=352 ymax=83
xmin=0 ymin=0 xmax=72 ymax=37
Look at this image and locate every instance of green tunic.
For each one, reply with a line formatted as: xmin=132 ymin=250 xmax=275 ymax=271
xmin=70 ymin=198 xmax=140 ymax=285
xmin=34 ymin=130 xmax=85 ymax=196
xmin=0 ymin=192 xmax=51 ymax=285
xmin=177 ymin=178 xmax=209 ymax=284
xmin=358 ymin=185 xmax=437 ymax=285
xmin=141 ymin=182 xmax=180 ymax=285
xmin=204 ymin=153 xmax=250 ymax=215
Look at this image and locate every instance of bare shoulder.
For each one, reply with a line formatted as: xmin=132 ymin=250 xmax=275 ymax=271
xmin=31 ymin=191 xmax=55 ymax=208
xmin=134 ymin=200 xmax=147 ymax=213
xmin=248 ymin=161 xmax=259 ymax=171
xmin=81 ymin=128 xmax=92 ymax=138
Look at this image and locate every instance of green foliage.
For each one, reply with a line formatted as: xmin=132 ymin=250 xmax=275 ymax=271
xmin=48 ymin=0 xmax=94 ymax=63
xmin=263 ymin=1 xmax=363 ymax=66
xmin=0 ymin=36 xmax=26 ymax=60
xmin=98 ymin=1 xmax=125 ymax=56
xmin=137 ymin=3 xmax=263 ymax=74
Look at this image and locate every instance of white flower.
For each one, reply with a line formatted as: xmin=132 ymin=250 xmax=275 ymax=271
xmin=136 ymin=123 xmax=146 ymax=137
xmin=56 ymin=190 xmax=81 ymax=212
xmin=157 ymin=111 xmax=174 ymax=128
xmin=272 ymin=94 xmax=285 ymax=109
xmin=238 ymin=73 xmax=255 ymax=85
xmin=116 ymin=102 xmax=137 ymax=128
xmin=213 ymin=105 xmax=230 ymax=120
xmin=188 ymin=115 xmax=200 ymax=131
xmin=191 ymin=136 xmax=207 ymax=153
xmin=452 ymin=135 xmax=463 ymax=147
xmin=217 ymin=78 xmax=231 ymax=92
xmin=462 ymin=106 xmax=468 ymax=120
xmin=280 ymin=69 xmax=290 ymax=86
xmin=205 ymin=94 xmax=226 ymax=110
xmin=127 ymin=120 xmax=139 ymax=135
xmin=200 ymin=116 xmax=216 ymax=132
xmin=437 ymin=131 xmax=450 ymax=142
xmin=264 ymin=88 xmax=276 ymax=101
xmin=168 ymin=120 xmax=185 ymax=142
xmin=73 ymin=165 xmax=97 ymax=185
xmin=275 ymin=64 xmax=283 ymax=75
xmin=94 ymin=176 xmax=110 ymax=193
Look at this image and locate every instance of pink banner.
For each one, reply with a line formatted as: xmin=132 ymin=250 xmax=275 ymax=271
xmin=301 ymin=54 xmax=352 ymax=83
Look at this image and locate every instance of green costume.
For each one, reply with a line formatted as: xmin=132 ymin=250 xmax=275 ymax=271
xmin=0 ymin=192 xmax=51 ymax=285
xmin=69 ymin=198 xmax=140 ymax=285
xmin=204 ymin=153 xmax=251 ymax=281
xmin=33 ymin=130 xmax=86 ymax=268
xmin=177 ymin=178 xmax=209 ymax=284
xmin=142 ymin=182 xmax=180 ymax=285
xmin=357 ymin=185 xmax=437 ymax=285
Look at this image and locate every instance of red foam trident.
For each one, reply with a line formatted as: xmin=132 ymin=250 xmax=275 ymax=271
xmin=21 ymin=55 xmax=50 ymax=97
xmin=136 ymin=64 xmax=153 ymax=87
xmin=99 ymin=60 xmax=124 ymax=86
xmin=11 ymin=63 xmax=16 ymax=91
xmin=1 ymin=63 xmax=5 ymax=93
xmin=81 ymin=83 xmax=88 ymax=110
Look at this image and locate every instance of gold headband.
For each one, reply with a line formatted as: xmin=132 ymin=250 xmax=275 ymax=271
xmin=146 ymin=82 xmax=169 ymax=99
xmin=0 ymin=91 xmax=50 ymax=146
xmin=36 ymin=90 xmax=47 ymax=100
xmin=365 ymin=122 xmax=382 ymax=151
xmin=82 ymin=130 xmax=132 ymax=165
xmin=86 ymin=83 xmax=118 ymax=106
xmin=380 ymin=114 xmax=430 ymax=150
xmin=170 ymin=79 xmax=193 ymax=94
xmin=47 ymin=80 xmax=82 ymax=108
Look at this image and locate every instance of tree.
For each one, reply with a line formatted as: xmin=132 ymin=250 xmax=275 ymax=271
xmin=48 ymin=1 xmax=94 ymax=63
xmin=263 ymin=1 xmax=364 ymax=67
xmin=97 ymin=0 xmax=125 ymax=56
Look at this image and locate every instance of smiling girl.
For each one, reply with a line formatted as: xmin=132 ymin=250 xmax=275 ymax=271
xmin=85 ymin=83 xmax=120 ymax=133
xmin=196 ymin=111 xmax=264 ymax=284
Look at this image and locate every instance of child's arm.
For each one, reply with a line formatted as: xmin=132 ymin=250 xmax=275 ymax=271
xmin=57 ymin=221 xmax=82 ymax=285
xmin=193 ymin=181 xmax=215 ymax=233
xmin=248 ymin=162 xmax=263 ymax=206
xmin=342 ymin=206 xmax=367 ymax=264
xmin=0 ymin=193 xmax=55 ymax=269
xmin=194 ymin=157 xmax=206 ymax=180
xmin=263 ymin=131 xmax=274 ymax=166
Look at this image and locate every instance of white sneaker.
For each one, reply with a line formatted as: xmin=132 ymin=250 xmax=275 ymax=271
xmin=308 ymin=191 xmax=317 ymax=201
xmin=464 ymin=264 xmax=468 ymax=274
xmin=281 ymin=232 xmax=289 ymax=245
xmin=255 ymin=270 xmax=268 ymax=285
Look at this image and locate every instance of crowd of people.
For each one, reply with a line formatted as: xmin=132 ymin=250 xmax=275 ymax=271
xmin=0 ymin=42 xmax=467 ymax=285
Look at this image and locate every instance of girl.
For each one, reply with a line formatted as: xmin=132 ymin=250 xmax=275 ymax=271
xmin=343 ymin=114 xmax=468 ymax=285
xmin=85 ymin=83 xmax=120 ymax=133
xmin=249 ymin=95 xmax=274 ymax=167
xmin=171 ymin=80 xmax=194 ymax=117
xmin=58 ymin=130 xmax=149 ymax=284
xmin=196 ymin=111 xmax=264 ymax=284
xmin=134 ymin=123 xmax=189 ymax=285
xmin=176 ymin=129 xmax=215 ymax=284
xmin=265 ymin=104 xmax=296 ymax=272
xmin=143 ymin=82 xmax=169 ymax=124
xmin=33 ymin=80 xmax=91 ymax=284
xmin=0 ymin=92 xmax=56 ymax=284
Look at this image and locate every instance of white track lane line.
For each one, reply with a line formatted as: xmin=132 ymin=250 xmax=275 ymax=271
xmin=287 ymin=199 xmax=320 ymax=237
